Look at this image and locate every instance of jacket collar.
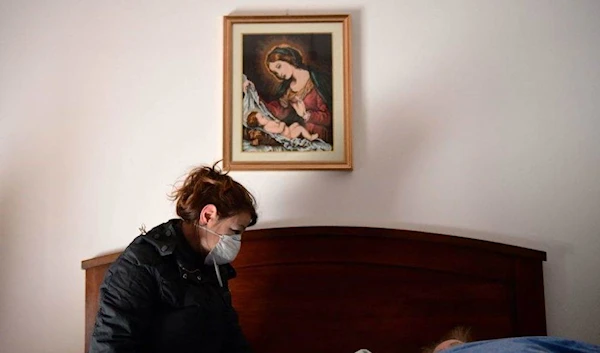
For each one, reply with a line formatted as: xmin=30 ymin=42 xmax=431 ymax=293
xmin=141 ymin=219 xmax=237 ymax=283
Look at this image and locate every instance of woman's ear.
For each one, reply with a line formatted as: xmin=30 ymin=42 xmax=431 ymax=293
xmin=199 ymin=204 xmax=218 ymax=225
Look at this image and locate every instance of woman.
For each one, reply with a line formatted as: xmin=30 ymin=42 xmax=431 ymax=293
xmin=88 ymin=163 xmax=258 ymax=353
xmin=244 ymin=45 xmax=333 ymax=144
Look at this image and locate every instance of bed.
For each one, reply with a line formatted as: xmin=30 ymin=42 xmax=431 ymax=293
xmin=81 ymin=226 xmax=547 ymax=353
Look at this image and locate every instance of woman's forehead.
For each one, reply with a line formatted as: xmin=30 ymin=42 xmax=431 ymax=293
xmin=226 ymin=212 xmax=252 ymax=227
xmin=269 ymin=60 xmax=285 ymax=66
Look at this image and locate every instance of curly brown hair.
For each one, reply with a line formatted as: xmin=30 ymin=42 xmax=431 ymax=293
xmin=246 ymin=111 xmax=259 ymax=128
xmin=169 ymin=162 xmax=258 ymax=227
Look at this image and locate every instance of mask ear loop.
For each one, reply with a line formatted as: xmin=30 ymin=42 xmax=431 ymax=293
xmin=193 ymin=222 xmax=224 ymax=287
xmin=213 ymin=257 xmax=223 ymax=287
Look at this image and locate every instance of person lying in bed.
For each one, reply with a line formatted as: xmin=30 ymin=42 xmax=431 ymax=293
xmin=422 ymin=326 xmax=600 ymax=353
xmin=246 ymin=110 xmax=319 ymax=141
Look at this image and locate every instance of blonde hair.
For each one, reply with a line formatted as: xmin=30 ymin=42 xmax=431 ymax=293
xmin=421 ymin=326 xmax=473 ymax=353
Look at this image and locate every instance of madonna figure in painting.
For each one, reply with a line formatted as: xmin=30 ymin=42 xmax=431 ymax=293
xmin=244 ymin=45 xmax=333 ymax=144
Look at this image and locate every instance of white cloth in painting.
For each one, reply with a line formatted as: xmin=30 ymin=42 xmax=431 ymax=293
xmin=242 ymin=74 xmax=332 ymax=152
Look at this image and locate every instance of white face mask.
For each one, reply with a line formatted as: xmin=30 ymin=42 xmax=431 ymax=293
xmin=196 ymin=224 xmax=242 ymax=265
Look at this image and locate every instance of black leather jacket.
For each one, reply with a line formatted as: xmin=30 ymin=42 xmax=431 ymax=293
xmin=88 ymin=219 xmax=251 ymax=353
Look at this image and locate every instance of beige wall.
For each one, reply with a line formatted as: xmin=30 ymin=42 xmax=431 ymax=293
xmin=1 ymin=0 xmax=599 ymax=351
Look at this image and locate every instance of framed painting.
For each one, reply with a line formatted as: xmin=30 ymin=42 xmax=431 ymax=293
xmin=222 ymin=14 xmax=353 ymax=170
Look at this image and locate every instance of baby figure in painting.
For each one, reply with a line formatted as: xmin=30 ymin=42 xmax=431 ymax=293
xmin=246 ymin=111 xmax=319 ymax=141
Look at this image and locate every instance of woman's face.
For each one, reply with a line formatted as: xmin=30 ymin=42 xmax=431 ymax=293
xmin=203 ymin=212 xmax=252 ymax=252
xmin=268 ymin=60 xmax=294 ymax=80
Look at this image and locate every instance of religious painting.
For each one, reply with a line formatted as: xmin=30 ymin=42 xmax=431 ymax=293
xmin=223 ymin=15 xmax=352 ymax=170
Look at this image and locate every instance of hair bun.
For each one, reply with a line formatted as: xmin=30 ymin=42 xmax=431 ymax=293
xmin=169 ymin=161 xmax=257 ymax=226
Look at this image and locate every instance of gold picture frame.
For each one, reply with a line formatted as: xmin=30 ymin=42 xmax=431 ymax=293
xmin=222 ymin=14 xmax=353 ymax=171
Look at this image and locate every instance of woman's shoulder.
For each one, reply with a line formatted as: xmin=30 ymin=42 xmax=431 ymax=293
xmin=99 ymin=220 xmax=186 ymax=292
xmin=119 ymin=219 xmax=182 ymax=267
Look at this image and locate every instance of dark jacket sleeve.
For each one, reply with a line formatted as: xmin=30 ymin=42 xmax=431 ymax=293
xmin=222 ymin=305 xmax=252 ymax=353
xmin=88 ymin=254 xmax=158 ymax=353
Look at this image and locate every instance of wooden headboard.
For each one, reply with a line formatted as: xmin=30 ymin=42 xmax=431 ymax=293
xmin=81 ymin=226 xmax=546 ymax=353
